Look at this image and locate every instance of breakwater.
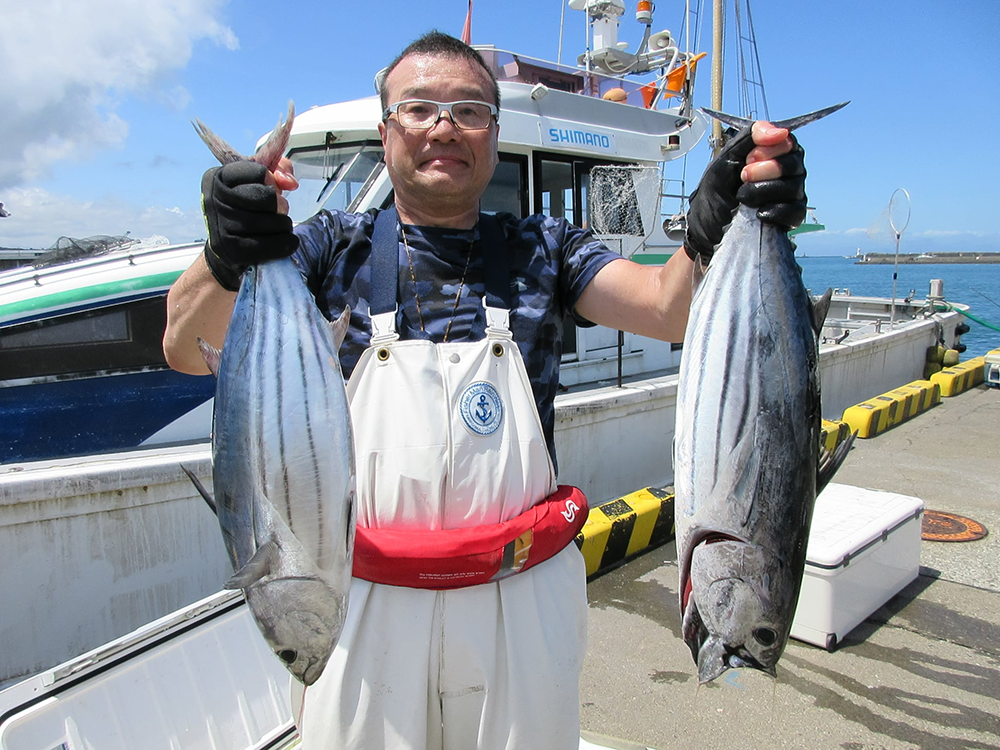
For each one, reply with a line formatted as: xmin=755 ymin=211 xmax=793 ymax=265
xmin=856 ymin=252 xmax=1000 ymax=265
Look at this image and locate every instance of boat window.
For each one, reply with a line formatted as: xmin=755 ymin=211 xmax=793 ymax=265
xmin=537 ymin=159 xmax=579 ymax=226
xmin=285 ymin=141 xmax=385 ymax=223
xmin=481 ymin=155 xmax=528 ymax=218
xmin=0 ymin=297 xmax=169 ymax=380
xmin=1 ymin=310 xmax=129 ymax=349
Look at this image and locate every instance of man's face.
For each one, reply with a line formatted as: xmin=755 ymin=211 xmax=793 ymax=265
xmin=378 ymin=53 xmax=499 ymax=219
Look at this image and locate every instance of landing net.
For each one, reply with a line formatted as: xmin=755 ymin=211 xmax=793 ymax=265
xmin=587 ymin=165 xmax=661 ymax=255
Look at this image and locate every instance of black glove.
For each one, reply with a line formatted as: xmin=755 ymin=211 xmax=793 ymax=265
xmin=684 ymin=126 xmax=806 ymax=265
xmin=201 ymin=160 xmax=299 ymax=291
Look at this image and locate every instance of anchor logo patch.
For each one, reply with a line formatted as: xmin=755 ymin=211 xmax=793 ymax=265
xmin=459 ymin=382 xmax=504 ymax=436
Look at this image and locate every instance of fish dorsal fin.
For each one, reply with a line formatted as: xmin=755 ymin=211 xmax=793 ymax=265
xmin=197 ymin=337 xmax=222 ymax=377
xmin=817 ymin=431 xmax=857 ymax=494
xmin=224 ymin=540 xmax=278 ymax=590
xmin=329 ymin=306 xmax=352 ymax=349
xmin=811 ymin=289 xmax=833 ymax=337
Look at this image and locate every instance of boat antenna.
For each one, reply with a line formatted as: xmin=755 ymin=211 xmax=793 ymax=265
xmin=888 ymin=188 xmax=912 ymax=327
xmin=734 ymin=0 xmax=769 ymax=122
xmin=558 ymin=0 xmax=566 ymax=65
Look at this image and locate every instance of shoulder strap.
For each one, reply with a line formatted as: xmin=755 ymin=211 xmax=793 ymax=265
xmin=370 ymin=205 xmax=399 ymax=316
xmin=480 ymin=214 xmax=511 ymax=311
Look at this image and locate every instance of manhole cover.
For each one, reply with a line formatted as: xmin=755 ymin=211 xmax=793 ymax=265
xmin=921 ymin=510 xmax=989 ymax=542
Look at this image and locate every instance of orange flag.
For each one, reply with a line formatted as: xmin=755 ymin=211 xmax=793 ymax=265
xmin=461 ymin=0 xmax=473 ymax=44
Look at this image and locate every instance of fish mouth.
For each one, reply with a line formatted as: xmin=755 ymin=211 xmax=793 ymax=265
xmin=683 ymin=597 xmax=778 ymax=684
xmin=697 ymin=637 xmax=777 ymax=684
xmin=299 ymin=656 xmax=326 ymax=687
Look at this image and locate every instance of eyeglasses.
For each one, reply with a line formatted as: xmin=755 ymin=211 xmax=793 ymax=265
xmin=382 ymin=99 xmax=499 ymax=131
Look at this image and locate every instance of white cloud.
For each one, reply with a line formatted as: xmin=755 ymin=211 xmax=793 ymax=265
xmin=0 ymin=187 xmax=205 ymax=249
xmin=0 ymin=0 xmax=237 ymax=188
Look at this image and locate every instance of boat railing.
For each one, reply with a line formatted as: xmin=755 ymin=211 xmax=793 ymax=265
xmin=0 ymin=241 xmax=203 ymax=295
xmin=476 ymin=46 xmax=701 ymax=112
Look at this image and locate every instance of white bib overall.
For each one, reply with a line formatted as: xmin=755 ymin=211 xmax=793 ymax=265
xmin=298 ymin=214 xmax=588 ymax=750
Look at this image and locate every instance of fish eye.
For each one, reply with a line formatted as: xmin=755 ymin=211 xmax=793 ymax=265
xmin=277 ymin=648 xmax=298 ymax=664
xmin=753 ymin=627 xmax=778 ymax=647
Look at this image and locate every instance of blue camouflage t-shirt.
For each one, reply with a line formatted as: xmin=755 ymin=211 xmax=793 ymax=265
xmin=291 ymin=208 xmax=622 ymax=473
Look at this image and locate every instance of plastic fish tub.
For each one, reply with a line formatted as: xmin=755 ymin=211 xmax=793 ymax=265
xmin=790 ymin=483 xmax=924 ymax=651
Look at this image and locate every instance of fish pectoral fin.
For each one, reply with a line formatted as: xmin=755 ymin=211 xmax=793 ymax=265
xmin=817 ymin=430 xmax=857 ymax=494
xmin=711 ymin=417 xmax=763 ymax=528
xmin=810 ymin=289 xmax=833 ymax=337
xmin=329 ymin=306 xmax=352 ymax=349
xmin=224 ymin=540 xmax=278 ymax=589
xmin=197 ymin=337 xmax=223 ymax=377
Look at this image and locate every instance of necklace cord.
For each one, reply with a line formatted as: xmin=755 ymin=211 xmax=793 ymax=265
xmin=400 ymin=224 xmax=475 ymax=343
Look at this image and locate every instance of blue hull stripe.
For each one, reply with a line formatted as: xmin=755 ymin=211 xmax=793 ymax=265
xmin=0 ymin=370 xmax=215 ymax=463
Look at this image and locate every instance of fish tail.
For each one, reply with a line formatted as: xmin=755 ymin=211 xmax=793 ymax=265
xmin=700 ymin=101 xmax=849 ymax=132
xmin=192 ymin=118 xmax=243 ymax=165
xmin=252 ymin=101 xmax=295 ymax=173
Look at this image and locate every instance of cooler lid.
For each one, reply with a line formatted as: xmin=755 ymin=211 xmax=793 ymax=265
xmin=805 ymin=483 xmax=924 ymax=569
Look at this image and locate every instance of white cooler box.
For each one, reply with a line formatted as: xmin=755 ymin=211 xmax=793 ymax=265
xmin=986 ymin=351 xmax=1000 ymax=388
xmin=791 ymin=483 xmax=924 ymax=651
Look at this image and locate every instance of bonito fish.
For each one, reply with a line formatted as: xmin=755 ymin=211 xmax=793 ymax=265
xmin=673 ymin=103 xmax=851 ymax=683
xmin=190 ymin=103 xmax=356 ymax=686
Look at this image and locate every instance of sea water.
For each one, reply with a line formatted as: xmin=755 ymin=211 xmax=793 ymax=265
xmin=798 ymin=257 xmax=1000 ymax=357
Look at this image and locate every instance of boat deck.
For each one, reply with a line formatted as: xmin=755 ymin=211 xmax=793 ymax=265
xmin=580 ymin=383 xmax=1000 ymax=749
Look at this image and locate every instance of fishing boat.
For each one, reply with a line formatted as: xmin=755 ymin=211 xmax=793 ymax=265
xmin=0 ymin=237 xmax=215 ymax=464
xmin=0 ymin=2 xmax=974 ymax=746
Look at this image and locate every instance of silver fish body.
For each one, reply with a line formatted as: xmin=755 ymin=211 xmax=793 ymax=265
xmin=674 ymin=204 xmax=831 ymax=683
xmin=193 ymin=104 xmax=355 ymax=685
xmin=208 ymin=258 xmax=355 ymax=686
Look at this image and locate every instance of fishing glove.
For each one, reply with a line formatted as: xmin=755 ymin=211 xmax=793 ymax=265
xmin=201 ymin=161 xmax=299 ymax=291
xmin=684 ymin=126 xmax=806 ymax=266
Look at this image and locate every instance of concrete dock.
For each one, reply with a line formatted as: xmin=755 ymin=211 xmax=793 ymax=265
xmin=579 ymin=384 xmax=1000 ymax=750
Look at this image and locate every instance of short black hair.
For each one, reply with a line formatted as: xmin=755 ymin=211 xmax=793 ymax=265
xmin=378 ymin=30 xmax=501 ymax=110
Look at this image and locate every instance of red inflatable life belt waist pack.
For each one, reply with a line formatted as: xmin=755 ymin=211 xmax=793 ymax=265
xmin=352 ymin=485 xmax=588 ymax=589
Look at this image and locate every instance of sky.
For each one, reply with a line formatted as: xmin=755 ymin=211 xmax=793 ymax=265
xmin=0 ymin=0 xmax=998 ymax=256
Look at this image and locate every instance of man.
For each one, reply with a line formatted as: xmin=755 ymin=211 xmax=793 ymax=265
xmin=164 ymin=31 xmax=805 ymax=750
